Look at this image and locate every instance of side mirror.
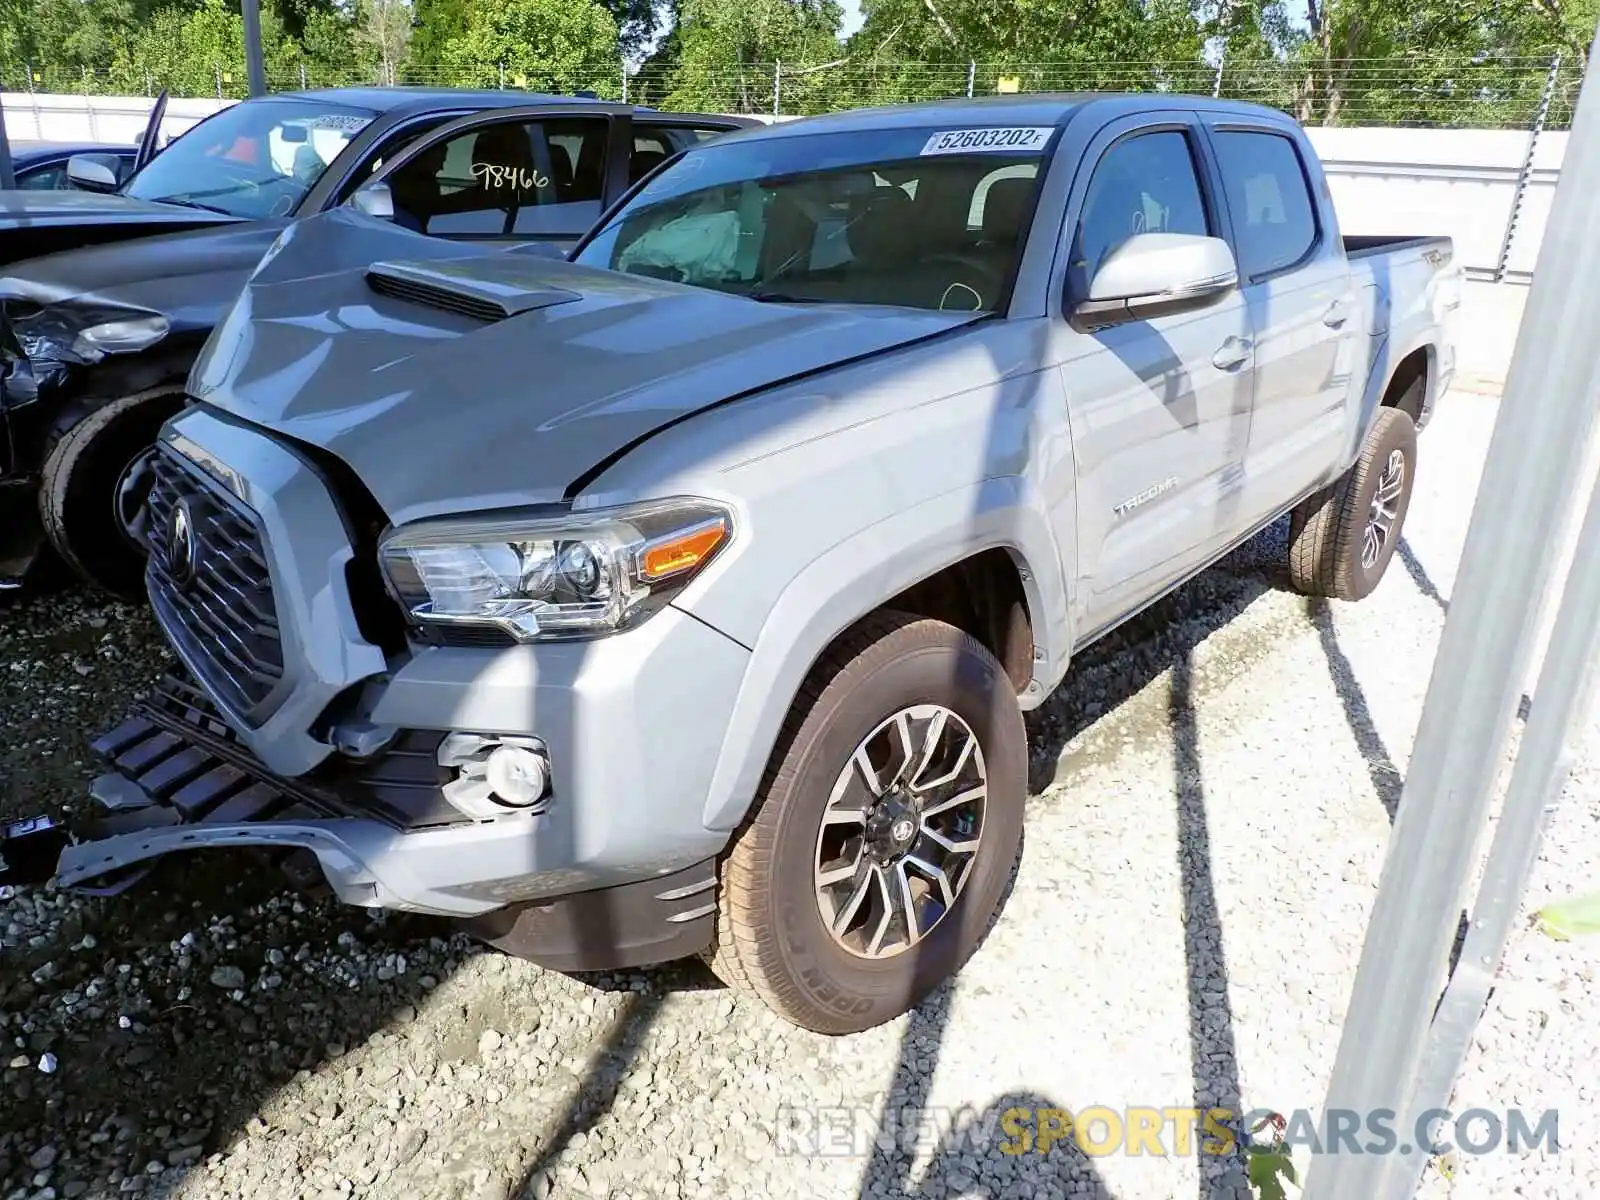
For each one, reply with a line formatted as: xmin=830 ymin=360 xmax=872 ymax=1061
xmin=349 ymin=180 xmax=395 ymax=221
xmin=66 ymin=154 xmax=123 ymax=194
xmin=1071 ymin=233 xmax=1238 ymax=330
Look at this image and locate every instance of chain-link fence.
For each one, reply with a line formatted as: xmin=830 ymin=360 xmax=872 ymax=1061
xmin=0 ymin=55 xmax=1583 ymax=130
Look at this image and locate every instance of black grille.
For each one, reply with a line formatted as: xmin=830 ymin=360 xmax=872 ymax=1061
xmin=145 ymin=448 xmax=285 ymax=722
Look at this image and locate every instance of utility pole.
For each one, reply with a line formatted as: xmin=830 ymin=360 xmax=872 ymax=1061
xmin=0 ymin=89 xmax=13 ymax=190
xmin=242 ymin=0 xmax=268 ymax=97
xmin=1303 ymin=16 xmax=1600 ymax=1199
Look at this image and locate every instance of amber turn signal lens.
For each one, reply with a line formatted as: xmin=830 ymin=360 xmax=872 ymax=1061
xmin=640 ymin=519 xmax=728 ymax=581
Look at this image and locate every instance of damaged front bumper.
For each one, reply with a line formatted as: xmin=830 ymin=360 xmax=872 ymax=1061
xmin=1 ymin=669 xmax=725 ymax=970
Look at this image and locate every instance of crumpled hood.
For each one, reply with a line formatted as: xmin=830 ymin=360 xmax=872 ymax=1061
xmin=0 ymin=220 xmax=283 ymax=313
xmin=193 ymin=208 xmax=985 ymax=526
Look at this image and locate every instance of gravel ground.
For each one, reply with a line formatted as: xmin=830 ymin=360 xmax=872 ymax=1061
xmin=2 ymin=385 xmax=1597 ymax=1200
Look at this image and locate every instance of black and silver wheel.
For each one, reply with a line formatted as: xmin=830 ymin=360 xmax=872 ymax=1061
xmin=813 ymin=704 xmax=987 ymax=959
xmin=1287 ymin=406 xmax=1418 ymax=602
xmin=38 ymin=389 xmax=185 ymax=599
xmin=708 ymin=611 xmax=1026 ymax=1034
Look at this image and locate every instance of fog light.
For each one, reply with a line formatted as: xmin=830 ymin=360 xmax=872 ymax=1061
xmin=438 ymin=733 xmax=552 ymax=819
xmin=486 ymin=743 xmax=548 ymax=806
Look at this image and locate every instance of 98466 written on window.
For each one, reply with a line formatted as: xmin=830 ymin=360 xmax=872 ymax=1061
xmin=384 ymin=118 xmax=609 ymax=240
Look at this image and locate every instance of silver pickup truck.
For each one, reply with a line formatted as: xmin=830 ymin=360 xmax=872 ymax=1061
xmin=15 ymin=93 xmax=1459 ymax=1034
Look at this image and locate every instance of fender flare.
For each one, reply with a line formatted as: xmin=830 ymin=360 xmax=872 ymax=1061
xmin=1340 ymin=324 xmax=1440 ymax=469
xmin=697 ymin=474 xmax=1072 ymax=832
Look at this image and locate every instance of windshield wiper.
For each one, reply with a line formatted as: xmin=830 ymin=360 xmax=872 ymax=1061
xmin=745 ymin=290 xmax=839 ymax=304
xmin=150 ymin=196 xmax=234 ymax=216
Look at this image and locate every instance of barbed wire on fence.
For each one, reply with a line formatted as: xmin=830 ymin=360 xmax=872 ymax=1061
xmin=0 ymin=56 xmax=1583 ymax=131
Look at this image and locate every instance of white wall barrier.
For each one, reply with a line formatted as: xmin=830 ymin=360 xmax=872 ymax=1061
xmin=1 ymin=90 xmax=1564 ymax=281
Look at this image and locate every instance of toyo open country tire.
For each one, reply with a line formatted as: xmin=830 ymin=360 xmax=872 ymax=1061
xmin=38 ymin=388 xmax=186 ymax=599
xmin=1287 ymin=405 xmax=1418 ymax=603
xmin=708 ymin=611 xmax=1027 ymax=1034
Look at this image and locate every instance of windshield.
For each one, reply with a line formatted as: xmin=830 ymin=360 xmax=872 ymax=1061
xmin=124 ymin=98 xmax=376 ymax=219
xmin=572 ymin=125 xmax=1055 ymax=313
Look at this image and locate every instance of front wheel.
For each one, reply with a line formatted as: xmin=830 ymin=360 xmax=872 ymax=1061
xmin=37 ymin=390 xmax=185 ymax=599
xmin=707 ymin=612 xmax=1027 ymax=1034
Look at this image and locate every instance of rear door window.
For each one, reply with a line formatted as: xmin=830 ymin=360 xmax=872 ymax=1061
xmin=1211 ymin=130 xmax=1318 ymax=278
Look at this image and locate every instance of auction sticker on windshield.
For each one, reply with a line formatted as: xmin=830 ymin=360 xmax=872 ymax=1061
xmin=920 ymin=127 xmax=1054 ymax=155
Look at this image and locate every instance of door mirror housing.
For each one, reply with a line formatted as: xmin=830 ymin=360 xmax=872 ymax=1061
xmin=349 ymin=180 xmax=395 ymax=221
xmin=1071 ymin=233 xmax=1238 ymax=331
xmin=66 ymin=154 xmax=123 ymax=194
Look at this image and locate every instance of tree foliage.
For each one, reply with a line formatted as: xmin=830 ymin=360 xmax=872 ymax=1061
xmin=439 ymin=0 xmax=620 ymax=93
xmin=0 ymin=0 xmax=1592 ymax=128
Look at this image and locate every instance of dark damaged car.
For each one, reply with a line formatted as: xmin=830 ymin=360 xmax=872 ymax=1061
xmin=0 ymin=87 xmax=755 ymax=594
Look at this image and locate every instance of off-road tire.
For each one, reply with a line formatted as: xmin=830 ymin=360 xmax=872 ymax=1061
xmin=706 ymin=611 xmax=1027 ymax=1034
xmin=38 ymin=387 xmax=186 ymax=599
xmin=1287 ymin=405 xmax=1418 ymax=602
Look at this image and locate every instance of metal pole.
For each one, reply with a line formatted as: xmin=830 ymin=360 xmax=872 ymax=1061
xmin=1303 ymin=21 xmax=1600 ymax=1199
xmin=1494 ymin=53 xmax=1563 ymax=284
xmin=773 ymin=61 xmax=781 ymax=116
xmin=0 ymin=94 xmax=14 ymax=191
xmin=622 ymin=62 xmax=629 ymax=104
xmin=967 ymin=60 xmax=976 ymax=97
xmin=241 ymin=0 xmax=268 ymax=97
xmin=1212 ymin=53 xmax=1225 ymax=98
xmin=1384 ymin=428 xmax=1600 ymax=1200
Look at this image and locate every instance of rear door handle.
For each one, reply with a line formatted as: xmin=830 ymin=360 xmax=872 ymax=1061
xmin=1212 ymin=336 xmax=1252 ymax=371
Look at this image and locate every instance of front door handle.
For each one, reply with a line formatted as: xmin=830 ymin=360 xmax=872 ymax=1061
xmin=1212 ymin=336 xmax=1252 ymax=371
xmin=1323 ymin=300 xmax=1351 ymax=328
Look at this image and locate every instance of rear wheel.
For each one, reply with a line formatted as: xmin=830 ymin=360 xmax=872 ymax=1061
xmin=707 ymin=612 xmax=1026 ymax=1034
xmin=38 ymin=388 xmax=185 ymax=599
xmin=1287 ymin=405 xmax=1417 ymax=602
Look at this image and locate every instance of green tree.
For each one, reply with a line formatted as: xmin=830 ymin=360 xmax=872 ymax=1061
xmin=666 ymin=0 xmax=842 ymax=112
xmin=110 ymin=0 xmax=299 ymax=97
xmin=408 ymin=0 xmax=474 ymax=75
xmin=440 ymin=0 xmax=620 ymax=93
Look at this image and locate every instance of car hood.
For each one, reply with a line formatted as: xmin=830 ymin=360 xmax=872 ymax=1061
xmin=0 ymin=219 xmax=286 ymax=319
xmin=193 ymin=208 xmax=986 ymax=526
xmin=0 ymin=189 xmax=241 ymax=224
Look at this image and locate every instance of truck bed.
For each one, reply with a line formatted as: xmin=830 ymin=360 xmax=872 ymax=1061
xmin=1342 ymin=233 xmax=1461 ymax=433
xmin=1343 ymin=234 xmax=1452 ymax=261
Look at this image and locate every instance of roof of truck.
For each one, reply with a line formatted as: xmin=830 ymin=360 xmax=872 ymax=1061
xmin=726 ymin=91 xmax=1296 ymax=144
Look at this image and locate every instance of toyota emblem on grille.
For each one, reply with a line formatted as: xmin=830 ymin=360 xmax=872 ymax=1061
xmin=167 ymin=498 xmax=197 ymax=586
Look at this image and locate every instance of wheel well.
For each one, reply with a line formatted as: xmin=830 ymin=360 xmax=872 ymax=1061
xmin=875 ymin=548 xmax=1037 ymax=692
xmin=1382 ymin=348 xmax=1430 ymax=423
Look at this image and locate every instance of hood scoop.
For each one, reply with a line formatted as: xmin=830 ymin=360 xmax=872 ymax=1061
xmin=365 ymin=258 xmax=584 ymax=323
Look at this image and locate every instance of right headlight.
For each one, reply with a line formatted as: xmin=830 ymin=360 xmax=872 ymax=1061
xmin=377 ymin=497 xmax=734 ymax=643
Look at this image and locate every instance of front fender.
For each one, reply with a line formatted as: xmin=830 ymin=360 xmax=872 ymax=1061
xmin=695 ymin=475 xmax=1071 ymax=832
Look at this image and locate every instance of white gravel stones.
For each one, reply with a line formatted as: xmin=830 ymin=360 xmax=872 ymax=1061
xmin=2 ymin=389 xmax=1596 ymax=1199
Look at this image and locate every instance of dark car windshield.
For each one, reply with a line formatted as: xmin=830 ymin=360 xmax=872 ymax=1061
xmin=124 ymin=98 xmax=376 ymax=220
xmin=571 ymin=125 xmax=1055 ymax=313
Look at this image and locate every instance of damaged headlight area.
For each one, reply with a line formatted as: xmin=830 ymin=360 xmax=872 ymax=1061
xmin=378 ymin=498 xmax=734 ymax=643
xmin=0 ymin=279 xmax=171 ymax=404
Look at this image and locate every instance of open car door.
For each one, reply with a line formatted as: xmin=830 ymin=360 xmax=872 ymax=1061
xmin=134 ymin=90 xmax=169 ymax=173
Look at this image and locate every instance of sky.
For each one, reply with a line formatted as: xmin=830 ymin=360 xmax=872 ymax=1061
xmin=839 ymin=0 xmax=866 ymax=39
